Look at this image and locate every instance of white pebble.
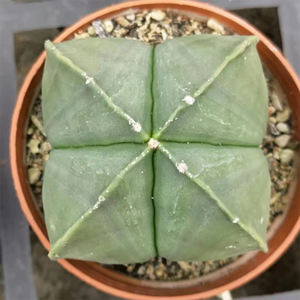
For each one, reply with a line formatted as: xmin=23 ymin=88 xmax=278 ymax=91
xmin=183 ymin=95 xmax=195 ymax=106
xmin=274 ymin=134 xmax=291 ymax=148
xmin=207 ymin=19 xmax=225 ymax=34
xmin=276 ymin=123 xmax=290 ymax=134
xmin=177 ymin=162 xmax=188 ymax=174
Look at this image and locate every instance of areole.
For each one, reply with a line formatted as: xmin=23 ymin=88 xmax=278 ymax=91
xmin=10 ymin=1 xmax=300 ymax=299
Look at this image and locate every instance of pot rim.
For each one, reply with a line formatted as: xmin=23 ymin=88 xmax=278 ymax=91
xmin=10 ymin=1 xmax=300 ymax=299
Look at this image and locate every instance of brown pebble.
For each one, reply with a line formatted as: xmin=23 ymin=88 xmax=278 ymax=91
xmin=116 ymin=17 xmax=131 ymax=27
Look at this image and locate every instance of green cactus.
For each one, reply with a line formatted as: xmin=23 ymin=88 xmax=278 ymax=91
xmin=42 ymin=34 xmax=270 ymax=264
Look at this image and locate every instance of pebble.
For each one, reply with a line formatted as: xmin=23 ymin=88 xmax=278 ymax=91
xmin=207 ymin=19 xmax=225 ymax=34
xmin=40 ymin=141 xmax=52 ymax=153
xmin=31 ymin=115 xmax=46 ymax=136
xmin=269 ymin=123 xmax=280 ymax=135
xmin=27 ymin=127 xmax=34 ymax=135
xmin=280 ymin=149 xmax=294 ymax=164
xmin=149 ymin=10 xmax=166 ymax=21
xmin=137 ymin=265 xmax=146 ymax=275
xmin=115 ymin=17 xmax=131 ymax=28
xmin=87 ymin=26 xmax=97 ymax=36
xmin=269 ymin=117 xmax=277 ymax=124
xmin=276 ymin=108 xmax=290 ymax=123
xmin=268 ymin=106 xmax=276 ymax=116
xmin=270 ymin=192 xmax=281 ymax=205
xmin=274 ymin=134 xmax=291 ymax=148
xmin=270 ymin=91 xmax=283 ymax=111
xmin=103 ymin=20 xmax=114 ymax=33
xmin=28 ymin=167 xmax=41 ymax=184
xmin=126 ymin=265 xmax=134 ymax=273
xmin=27 ymin=139 xmax=40 ymax=154
xmin=74 ymin=33 xmax=90 ymax=39
xmin=276 ymin=123 xmax=290 ymax=134
xmin=146 ymin=264 xmax=154 ymax=275
xmin=155 ymin=268 xmax=164 ymax=277
xmin=177 ymin=261 xmax=189 ymax=272
xmin=126 ymin=14 xmax=136 ymax=21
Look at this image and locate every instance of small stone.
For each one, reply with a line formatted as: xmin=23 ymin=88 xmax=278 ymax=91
xmin=31 ymin=115 xmax=46 ymax=136
xmin=274 ymin=134 xmax=291 ymax=148
xmin=270 ymin=192 xmax=281 ymax=205
xmin=87 ymin=26 xmax=96 ymax=36
xmin=178 ymin=261 xmax=189 ymax=272
xmin=126 ymin=14 xmax=136 ymax=21
xmin=276 ymin=123 xmax=290 ymax=134
xmin=27 ymin=139 xmax=40 ymax=154
xmin=276 ymin=108 xmax=291 ymax=123
xmin=270 ymin=91 xmax=283 ymax=111
xmin=27 ymin=127 xmax=34 ymax=135
xmin=269 ymin=117 xmax=277 ymax=124
xmin=207 ymin=19 xmax=225 ymax=34
xmin=280 ymin=149 xmax=294 ymax=164
xmin=28 ymin=167 xmax=41 ymax=184
xmin=103 ymin=20 xmax=114 ymax=33
xmin=177 ymin=162 xmax=188 ymax=174
xmin=116 ymin=17 xmax=131 ymax=28
xmin=137 ymin=265 xmax=146 ymax=275
xmin=74 ymin=33 xmax=90 ymax=39
xmin=127 ymin=265 xmax=134 ymax=273
xmin=146 ymin=265 xmax=154 ymax=276
xmin=40 ymin=141 xmax=52 ymax=153
xmin=268 ymin=106 xmax=276 ymax=116
xmin=273 ymin=148 xmax=280 ymax=160
xmin=268 ymin=123 xmax=280 ymax=136
xmin=149 ymin=10 xmax=166 ymax=21
xmin=155 ymin=268 xmax=164 ymax=277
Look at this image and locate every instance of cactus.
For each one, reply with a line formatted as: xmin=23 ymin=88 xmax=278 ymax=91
xmin=42 ymin=35 xmax=270 ymax=264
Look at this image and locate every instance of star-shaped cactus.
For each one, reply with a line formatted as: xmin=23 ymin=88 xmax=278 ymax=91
xmin=42 ymin=35 xmax=270 ymax=263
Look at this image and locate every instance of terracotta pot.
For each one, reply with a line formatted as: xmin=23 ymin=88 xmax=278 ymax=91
xmin=10 ymin=1 xmax=300 ymax=299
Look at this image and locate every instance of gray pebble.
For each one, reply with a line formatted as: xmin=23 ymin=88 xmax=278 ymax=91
xmin=137 ymin=265 xmax=146 ymax=275
xmin=269 ymin=123 xmax=280 ymax=135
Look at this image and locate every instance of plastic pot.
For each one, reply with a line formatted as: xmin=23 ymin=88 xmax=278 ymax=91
xmin=10 ymin=1 xmax=300 ymax=299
